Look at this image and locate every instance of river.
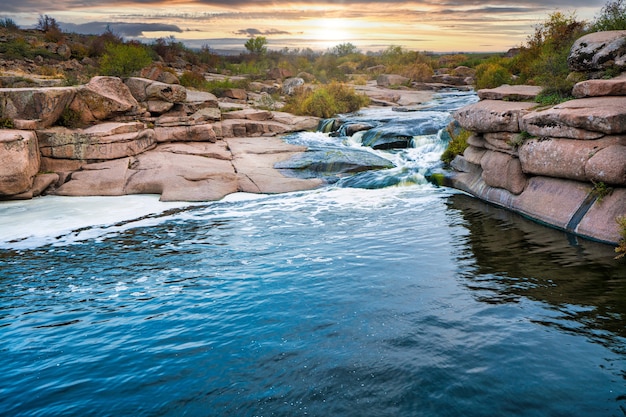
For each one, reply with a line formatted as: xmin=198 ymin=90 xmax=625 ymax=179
xmin=1 ymin=91 xmax=625 ymax=417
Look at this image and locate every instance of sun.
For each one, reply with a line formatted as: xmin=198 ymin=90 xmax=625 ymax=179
xmin=307 ymin=18 xmax=355 ymax=48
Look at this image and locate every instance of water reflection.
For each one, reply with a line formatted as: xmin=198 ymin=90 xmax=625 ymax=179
xmin=447 ymin=193 xmax=626 ymax=348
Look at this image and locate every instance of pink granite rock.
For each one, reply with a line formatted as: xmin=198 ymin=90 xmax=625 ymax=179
xmin=0 ymin=130 xmax=40 ymax=195
xmin=519 ymin=136 xmax=625 ymax=182
xmin=454 ymin=100 xmax=535 ymax=133
xmin=522 ymin=97 xmax=626 ymax=138
xmin=481 ymin=150 xmax=527 ymax=195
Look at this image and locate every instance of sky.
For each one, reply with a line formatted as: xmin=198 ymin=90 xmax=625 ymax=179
xmin=0 ymin=1 xmax=609 ymax=53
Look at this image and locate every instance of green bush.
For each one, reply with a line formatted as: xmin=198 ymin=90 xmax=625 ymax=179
xmin=99 ymin=42 xmax=153 ymax=77
xmin=474 ymin=61 xmax=513 ymax=89
xmin=180 ymin=71 xmax=207 ymax=89
xmin=441 ymin=127 xmax=471 ymax=164
xmin=592 ymin=0 xmax=626 ymax=31
xmin=284 ymin=82 xmax=369 ymax=118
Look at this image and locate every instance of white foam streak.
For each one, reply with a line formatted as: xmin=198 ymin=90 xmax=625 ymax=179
xmin=0 ymin=195 xmax=193 ymax=250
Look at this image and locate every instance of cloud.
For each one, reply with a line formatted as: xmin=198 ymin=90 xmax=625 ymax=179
xmin=60 ymin=21 xmax=183 ymax=36
xmin=234 ymin=28 xmax=291 ymax=36
xmin=0 ymin=0 xmax=608 ymax=14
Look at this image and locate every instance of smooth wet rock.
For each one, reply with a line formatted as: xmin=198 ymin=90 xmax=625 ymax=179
xmin=511 ymin=177 xmax=592 ymax=230
xmin=275 ymin=147 xmax=395 ymax=178
xmin=0 ymin=130 xmax=40 ymax=196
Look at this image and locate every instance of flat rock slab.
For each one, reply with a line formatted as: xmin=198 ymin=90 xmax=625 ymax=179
xmin=477 ymin=85 xmax=542 ymax=101
xmin=445 ymin=169 xmax=625 ymax=244
xmin=573 ymin=73 xmax=626 ymax=98
xmin=454 ymin=100 xmax=535 ymax=133
xmin=55 ymin=137 xmax=322 ymax=201
xmin=226 ymin=137 xmax=322 ymax=194
xmin=523 ymin=96 xmax=626 ymax=137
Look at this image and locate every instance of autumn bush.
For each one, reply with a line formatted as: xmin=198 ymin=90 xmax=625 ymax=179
xmin=284 ymin=82 xmax=370 ymax=118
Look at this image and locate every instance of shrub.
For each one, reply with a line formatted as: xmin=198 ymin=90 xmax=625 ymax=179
xmin=284 ymin=82 xmax=369 ymax=118
xmin=402 ymin=63 xmax=435 ymax=82
xmin=441 ymin=127 xmax=471 ymax=164
xmin=0 ymin=17 xmax=19 ymax=30
xmin=57 ymin=107 xmax=82 ymax=128
xmin=180 ymin=71 xmax=207 ymax=89
xmin=99 ymin=42 xmax=153 ymax=77
xmin=0 ymin=118 xmax=14 ymax=129
xmin=474 ymin=61 xmax=513 ymax=89
xmin=592 ymin=0 xmax=626 ymax=31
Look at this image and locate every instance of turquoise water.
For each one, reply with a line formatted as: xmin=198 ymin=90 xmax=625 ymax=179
xmin=1 ymin=92 xmax=625 ymax=416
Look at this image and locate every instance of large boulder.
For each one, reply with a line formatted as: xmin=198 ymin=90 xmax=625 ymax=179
xmin=0 ymin=87 xmax=75 ymax=129
xmin=480 ymin=150 xmax=527 ymax=195
xmin=522 ymin=96 xmax=626 ymax=138
xmin=70 ymin=76 xmax=141 ymax=123
xmin=275 ymin=146 xmax=395 ymax=178
xmin=453 ymin=100 xmax=535 ymax=133
xmin=0 ymin=130 xmax=40 ymax=196
xmin=518 ymin=136 xmax=625 ymax=183
xmin=282 ymin=78 xmax=305 ymax=95
xmin=568 ymin=30 xmax=626 ymax=72
xmin=38 ymin=122 xmax=156 ymax=160
xmin=376 ymin=74 xmax=409 ymax=87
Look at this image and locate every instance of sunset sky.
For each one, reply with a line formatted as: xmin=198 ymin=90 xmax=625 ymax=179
xmin=0 ymin=1 xmax=608 ymax=53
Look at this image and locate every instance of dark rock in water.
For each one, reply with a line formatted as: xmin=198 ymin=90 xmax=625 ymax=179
xmin=275 ymin=146 xmax=394 ymax=180
xmin=338 ymin=122 xmax=375 ymax=137
xmin=360 ymin=117 xmax=440 ymax=149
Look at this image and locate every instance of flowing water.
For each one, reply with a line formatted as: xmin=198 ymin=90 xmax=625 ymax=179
xmin=1 ymin=91 xmax=625 ymax=417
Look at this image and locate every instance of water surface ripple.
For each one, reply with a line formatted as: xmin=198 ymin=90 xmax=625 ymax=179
xmin=1 ymin=90 xmax=625 ymax=416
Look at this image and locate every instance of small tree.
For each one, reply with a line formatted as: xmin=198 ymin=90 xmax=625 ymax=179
xmin=592 ymin=0 xmax=626 ymax=31
xmin=0 ymin=17 xmax=19 ymax=30
xmin=244 ymin=36 xmax=268 ymax=55
xmin=36 ymin=14 xmax=64 ymax=43
xmin=100 ymin=42 xmax=153 ymax=77
xmin=330 ymin=42 xmax=359 ymax=57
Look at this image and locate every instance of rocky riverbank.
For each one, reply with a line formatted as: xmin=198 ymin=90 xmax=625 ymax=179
xmin=446 ymin=31 xmax=626 ymax=245
xmin=0 ymin=69 xmax=444 ymax=202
